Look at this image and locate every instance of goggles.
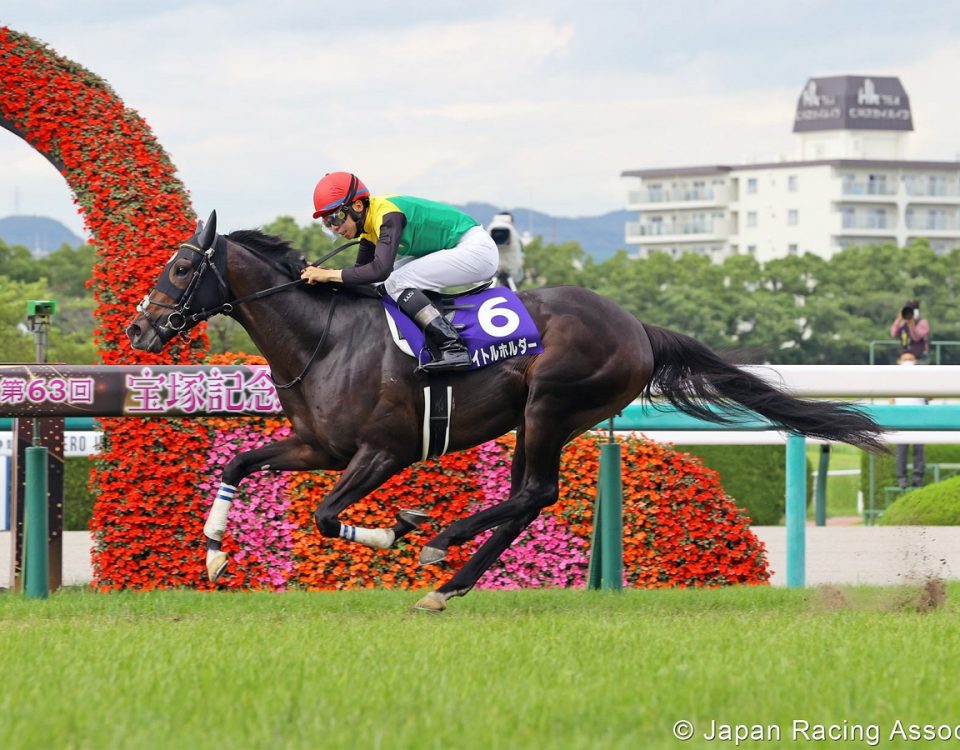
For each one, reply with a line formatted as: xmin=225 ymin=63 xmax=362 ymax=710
xmin=322 ymin=207 xmax=351 ymax=228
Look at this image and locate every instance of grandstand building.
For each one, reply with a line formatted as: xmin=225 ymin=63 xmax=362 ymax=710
xmin=622 ymin=76 xmax=960 ymax=262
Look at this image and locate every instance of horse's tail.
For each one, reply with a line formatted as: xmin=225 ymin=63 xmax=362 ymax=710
xmin=641 ymin=323 xmax=886 ymax=451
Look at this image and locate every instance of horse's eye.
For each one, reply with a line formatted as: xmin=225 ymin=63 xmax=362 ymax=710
xmin=174 ymin=264 xmax=190 ymax=276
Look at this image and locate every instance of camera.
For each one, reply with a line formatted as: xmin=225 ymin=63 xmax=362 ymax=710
xmin=26 ymin=299 xmax=57 ymax=317
xmin=901 ymin=305 xmax=914 ymax=319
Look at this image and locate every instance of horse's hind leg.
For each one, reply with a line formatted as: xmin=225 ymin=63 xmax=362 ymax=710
xmin=415 ymin=507 xmax=542 ymax=611
xmin=419 ymin=426 xmax=527 ymax=565
xmin=414 ymin=416 xmax=568 ymax=611
xmin=415 ymin=369 xmax=633 ymax=610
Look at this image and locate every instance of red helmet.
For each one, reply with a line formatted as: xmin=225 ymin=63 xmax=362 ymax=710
xmin=312 ymin=172 xmax=370 ymax=219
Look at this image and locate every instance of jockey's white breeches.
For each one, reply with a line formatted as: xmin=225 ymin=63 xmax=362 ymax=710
xmin=383 ymin=226 xmax=499 ymax=300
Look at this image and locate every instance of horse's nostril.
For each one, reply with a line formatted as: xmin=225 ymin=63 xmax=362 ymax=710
xmin=126 ymin=323 xmax=141 ymax=340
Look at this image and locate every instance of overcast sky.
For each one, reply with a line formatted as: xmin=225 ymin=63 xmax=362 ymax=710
xmin=3 ymin=1 xmax=960 ymax=238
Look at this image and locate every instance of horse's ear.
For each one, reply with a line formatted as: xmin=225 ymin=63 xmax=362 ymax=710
xmin=198 ymin=210 xmax=218 ymax=251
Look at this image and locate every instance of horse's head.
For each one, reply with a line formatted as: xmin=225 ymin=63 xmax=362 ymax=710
xmin=127 ymin=210 xmax=230 ymax=352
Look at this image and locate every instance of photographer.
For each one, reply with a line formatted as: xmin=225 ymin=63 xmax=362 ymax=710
xmin=890 ymin=298 xmax=930 ymax=362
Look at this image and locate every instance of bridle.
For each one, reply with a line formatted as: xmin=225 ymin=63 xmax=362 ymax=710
xmin=136 ymin=221 xmax=359 ymax=389
xmin=135 ymin=238 xmax=232 ymax=339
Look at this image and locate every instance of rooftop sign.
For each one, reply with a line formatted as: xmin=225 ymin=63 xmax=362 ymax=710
xmin=793 ymin=76 xmax=912 ymax=133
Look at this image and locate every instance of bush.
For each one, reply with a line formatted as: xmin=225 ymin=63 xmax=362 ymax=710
xmin=678 ymin=445 xmax=802 ymax=525
xmin=860 ymin=444 xmax=960 ymax=498
xmin=878 ymin=474 xmax=960 ymax=525
xmin=63 ymin=456 xmax=94 ymax=531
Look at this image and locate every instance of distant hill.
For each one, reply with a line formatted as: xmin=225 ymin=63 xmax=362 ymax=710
xmin=0 ymin=215 xmax=84 ymax=255
xmin=0 ymin=208 xmax=632 ymax=261
xmin=456 ymin=203 xmax=630 ymax=261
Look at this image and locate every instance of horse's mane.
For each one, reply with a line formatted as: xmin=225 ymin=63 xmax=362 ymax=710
xmin=227 ymin=229 xmax=299 ymax=260
xmin=226 ymin=229 xmax=307 ymax=279
xmin=224 ymin=229 xmax=377 ymax=301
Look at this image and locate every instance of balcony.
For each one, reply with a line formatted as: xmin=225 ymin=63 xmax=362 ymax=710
xmin=627 ymin=186 xmax=728 ymax=208
xmin=626 ymin=219 xmax=729 ymax=243
xmin=904 ymin=184 xmax=960 ymax=198
xmin=906 ymin=219 xmax=959 ymax=231
xmin=841 ymin=181 xmax=898 ymax=200
xmin=841 ymin=215 xmax=893 ymax=231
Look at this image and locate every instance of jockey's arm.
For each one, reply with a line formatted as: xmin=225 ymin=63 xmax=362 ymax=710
xmin=354 ymin=239 xmax=376 ymax=267
xmin=339 ymin=211 xmax=405 ymax=285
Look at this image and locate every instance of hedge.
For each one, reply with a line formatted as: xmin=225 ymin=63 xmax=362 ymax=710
xmin=878 ymin=474 xmax=960 ymax=525
xmin=860 ymin=444 xmax=960 ymax=498
xmin=64 ymin=456 xmax=95 ymax=530
xmin=57 ymin=444 xmax=812 ymax=532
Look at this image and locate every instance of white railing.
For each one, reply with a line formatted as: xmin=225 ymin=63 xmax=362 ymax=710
xmin=842 ymin=181 xmax=897 ymax=196
xmin=841 ymin=215 xmax=893 ymax=230
xmin=629 ymin=187 xmax=722 ymax=204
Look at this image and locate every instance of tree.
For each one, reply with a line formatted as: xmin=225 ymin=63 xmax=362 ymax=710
xmin=261 ymin=215 xmax=355 ymax=268
xmin=0 ymin=275 xmax=98 ymax=362
xmin=0 ymin=239 xmax=42 ymax=284
xmin=520 ymin=237 xmax=586 ymax=288
xmin=44 ymin=243 xmax=98 ymax=297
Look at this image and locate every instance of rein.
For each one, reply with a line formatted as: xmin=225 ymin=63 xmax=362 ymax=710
xmin=140 ymin=235 xmax=361 ymax=389
xmin=271 ymin=288 xmax=339 ymax=390
xmin=198 ymin=239 xmax=361 ymax=320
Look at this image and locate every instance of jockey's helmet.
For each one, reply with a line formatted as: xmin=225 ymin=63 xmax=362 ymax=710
xmin=312 ymin=172 xmax=370 ymax=219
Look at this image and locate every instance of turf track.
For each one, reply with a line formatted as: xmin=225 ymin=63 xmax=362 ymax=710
xmin=0 ymin=585 xmax=957 ymax=749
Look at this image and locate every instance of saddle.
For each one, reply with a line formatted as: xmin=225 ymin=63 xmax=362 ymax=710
xmin=423 ymin=280 xmax=494 ymax=306
xmin=381 ymin=284 xmax=541 ymax=372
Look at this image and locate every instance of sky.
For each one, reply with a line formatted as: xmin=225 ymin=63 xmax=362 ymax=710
xmin=4 ymin=0 xmax=960 ymax=238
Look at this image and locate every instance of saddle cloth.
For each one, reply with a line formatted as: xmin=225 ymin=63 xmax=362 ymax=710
xmin=382 ymin=287 xmax=542 ymax=370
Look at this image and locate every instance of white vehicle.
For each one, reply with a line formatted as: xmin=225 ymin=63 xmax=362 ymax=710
xmin=486 ymin=212 xmax=524 ymax=290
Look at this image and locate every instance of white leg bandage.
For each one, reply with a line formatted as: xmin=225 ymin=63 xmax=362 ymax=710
xmin=203 ymin=483 xmax=236 ymax=541
xmin=339 ymin=524 xmax=396 ymax=550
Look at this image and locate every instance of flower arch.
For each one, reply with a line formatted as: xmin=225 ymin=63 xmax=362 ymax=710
xmin=0 ymin=27 xmax=216 ymax=587
xmin=0 ymin=27 xmax=770 ymax=592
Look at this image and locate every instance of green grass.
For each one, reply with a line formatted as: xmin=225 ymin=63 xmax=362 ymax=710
xmin=1 ymin=586 xmax=959 ymax=749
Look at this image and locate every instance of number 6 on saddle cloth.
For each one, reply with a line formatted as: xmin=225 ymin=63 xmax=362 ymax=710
xmin=382 ymin=286 xmax=541 ymax=371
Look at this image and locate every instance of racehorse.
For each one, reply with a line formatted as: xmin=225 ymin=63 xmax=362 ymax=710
xmin=126 ymin=212 xmax=885 ymax=611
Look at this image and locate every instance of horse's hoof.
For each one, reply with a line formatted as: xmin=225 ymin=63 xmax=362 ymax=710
xmin=412 ymin=591 xmax=448 ymax=613
xmin=206 ymin=550 xmax=228 ymax=582
xmin=397 ymin=509 xmax=431 ymax=527
xmin=419 ymin=546 xmax=447 ymax=566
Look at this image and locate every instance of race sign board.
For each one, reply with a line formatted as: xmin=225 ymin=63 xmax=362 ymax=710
xmin=0 ymin=365 xmax=283 ymax=418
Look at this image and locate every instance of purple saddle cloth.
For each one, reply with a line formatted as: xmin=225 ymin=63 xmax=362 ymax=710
xmin=382 ymin=287 xmax=542 ymax=369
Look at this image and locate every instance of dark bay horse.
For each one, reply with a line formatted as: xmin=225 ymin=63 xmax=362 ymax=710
xmin=126 ymin=213 xmax=885 ymax=611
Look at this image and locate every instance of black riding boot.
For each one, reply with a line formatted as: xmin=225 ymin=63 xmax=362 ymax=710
xmin=397 ymin=288 xmax=472 ymax=372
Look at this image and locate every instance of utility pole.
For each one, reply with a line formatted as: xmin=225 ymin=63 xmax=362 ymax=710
xmin=24 ymin=300 xmax=56 ymax=598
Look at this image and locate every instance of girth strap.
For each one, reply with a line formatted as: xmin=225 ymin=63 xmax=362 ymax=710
xmin=421 ymin=379 xmax=452 ymax=460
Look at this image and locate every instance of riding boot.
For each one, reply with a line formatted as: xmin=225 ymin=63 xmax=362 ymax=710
xmin=397 ymin=288 xmax=472 ymax=372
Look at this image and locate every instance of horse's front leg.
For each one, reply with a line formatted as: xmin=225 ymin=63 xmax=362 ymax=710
xmin=312 ymin=446 xmax=426 ymax=550
xmin=203 ymin=435 xmax=335 ymax=581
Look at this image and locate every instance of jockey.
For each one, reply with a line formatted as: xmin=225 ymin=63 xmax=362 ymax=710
xmin=302 ymin=172 xmax=499 ymax=372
